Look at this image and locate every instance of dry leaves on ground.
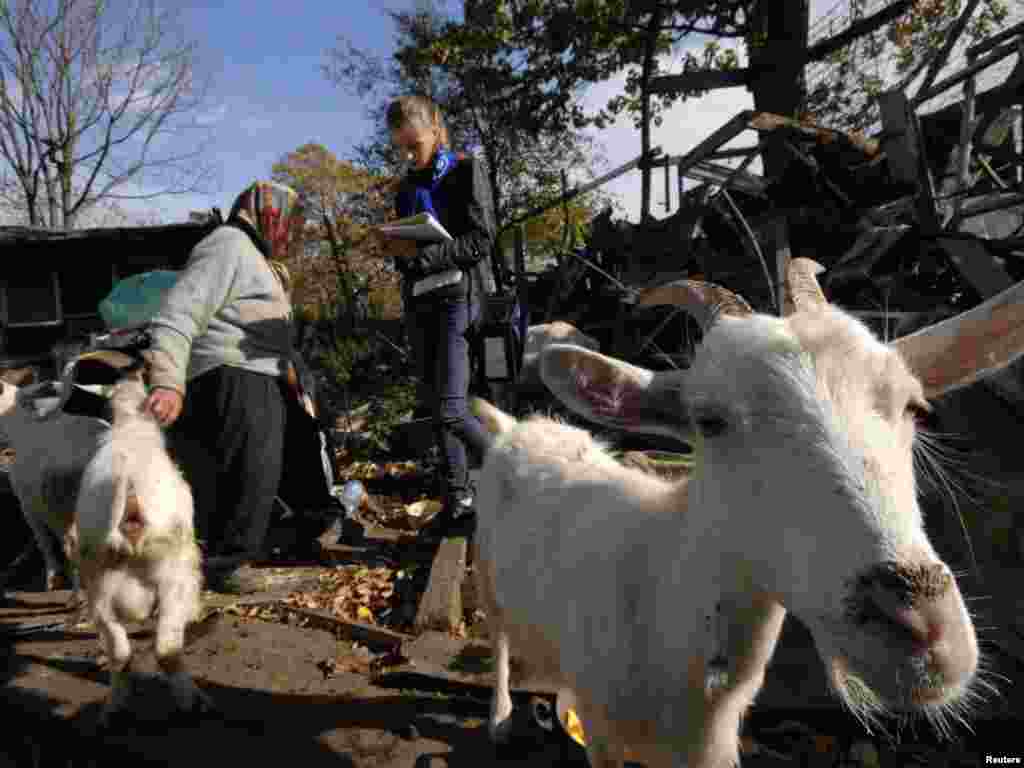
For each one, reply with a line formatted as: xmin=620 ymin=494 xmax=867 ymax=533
xmin=337 ymin=460 xmax=423 ymax=482
xmin=284 ymin=565 xmax=398 ymax=625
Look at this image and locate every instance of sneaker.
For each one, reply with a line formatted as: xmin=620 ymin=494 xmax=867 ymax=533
xmin=421 ymin=490 xmax=477 ymax=540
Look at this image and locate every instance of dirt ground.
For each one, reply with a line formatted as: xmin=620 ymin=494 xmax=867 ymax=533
xmin=4 ymin=577 xmax=1024 ymax=768
xmin=3 ymin=450 xmax=1024 ymax=766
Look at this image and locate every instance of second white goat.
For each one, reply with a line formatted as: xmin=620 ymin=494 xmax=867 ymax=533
xmin=75 ymin=371 xmax=210 ymax=726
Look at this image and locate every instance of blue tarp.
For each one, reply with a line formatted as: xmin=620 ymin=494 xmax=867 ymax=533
xmin=98 ymin=270 xmax=178 ymax=331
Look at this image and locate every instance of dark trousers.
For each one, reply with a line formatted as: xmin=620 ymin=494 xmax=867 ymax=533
xmin=167 ymin=365 xmax=286 ymax=558
xmin=405 ymin=291 xmax=489 ymax=501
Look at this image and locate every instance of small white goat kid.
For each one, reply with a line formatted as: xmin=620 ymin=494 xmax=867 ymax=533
xmin=473 ymin=259 xmax=1024 ymax=768
xmin=75 ymin=370 xmax=210 ymax=726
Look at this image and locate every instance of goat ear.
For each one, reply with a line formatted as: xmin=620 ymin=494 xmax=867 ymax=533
xmin=539 ymin=344 xmax=694 ymax=444
xmin=889 ymin=280 xmax=1024 ymax=398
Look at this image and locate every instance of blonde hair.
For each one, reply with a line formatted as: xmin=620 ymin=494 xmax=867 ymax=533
xmin=386 ymin=94 xmax=450 ymax=150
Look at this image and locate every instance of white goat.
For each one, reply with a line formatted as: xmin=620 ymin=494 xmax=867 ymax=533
xmin=473 ymin=259 xmax=1024 ymax=768
xmin=75 ymin=371 xmax=210 ymax=726
xmin=0 ymin=378 xmax=108 ymax=601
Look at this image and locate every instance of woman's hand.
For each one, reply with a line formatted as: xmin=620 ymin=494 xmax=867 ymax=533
xmin=143 ymin=387 xmax=184 ymax=426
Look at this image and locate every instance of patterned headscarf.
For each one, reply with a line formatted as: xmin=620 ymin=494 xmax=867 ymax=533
xmin=228 ymin=180 xmax=302 ymax=262
xmin=227 ymin=180 xmax=302 ymax=298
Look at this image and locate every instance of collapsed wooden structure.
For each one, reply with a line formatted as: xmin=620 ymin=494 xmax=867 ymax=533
xmin=515 ymin=13 xmax=1024 ymax=393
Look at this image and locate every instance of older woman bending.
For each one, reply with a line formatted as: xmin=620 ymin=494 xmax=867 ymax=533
xmin=142 ymin=181 xmax=303 ymax=593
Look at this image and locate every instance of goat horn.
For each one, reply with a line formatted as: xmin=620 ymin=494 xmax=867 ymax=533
xmin=637 ymin=280 xmax=753 ymax=332
xmin=784 ymin=258 xmax=828 ymax=316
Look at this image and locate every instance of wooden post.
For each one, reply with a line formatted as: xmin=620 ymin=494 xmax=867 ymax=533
xmin=677 ymin=159 xmax=686 ymax=208
xmin=1015 ymin=102 xmax=1023 ymax=186
xmin=773 ymin=216 xmax=792 ymax=317
xmin=414 ymin=537 xmax=469 ymax=634
xmin=663 ymin=154 xmax=672 ymax=213
xmin=878 ymin=90 xmax=918 ymax=187
xmin=956 ymin=53 xmax=978 ymax=222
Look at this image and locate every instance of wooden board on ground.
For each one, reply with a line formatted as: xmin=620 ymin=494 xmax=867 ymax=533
xmin=414 ymin=536 xmax=468 ymax=634
xmin=375 ymin=630 xmax=562 ymax=698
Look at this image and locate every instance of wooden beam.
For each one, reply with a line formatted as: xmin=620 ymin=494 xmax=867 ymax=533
xmin=500 ymin=147 xmax=662 ymax=232
xmin=878 ymin=90 xmax=919 ymax=187
xmin=914 ymin=39 xmax=1020 ymax=106
xmin=937 ymin=236 xmax=1014 ymax=300
xmin=966 ymin=17 xmax=1024 ymax=59
xmin=676 ymin=111 xmax=755 ymax=178
xmin=649 ymin=68 xmax=750 ymax=95
xmin=805 ymin=0 xmax=915 ymax=63
xmin=414 ymin=536 xmax=469 ymax=634
xmin=917 ymin=0 xmax=984 ymax=96
xmin=748 ymin=112 xmax=881 ymax=156
xmin=773 ymin=217 xmax=793 ymax=317
xmin=709 ymin=145 xmax=761 ymax=160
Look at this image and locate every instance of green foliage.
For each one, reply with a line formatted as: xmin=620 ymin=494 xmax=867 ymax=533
xmin=363 ymin=380 xmax=419 ymax=456
xmin=318 ymin=336 xmax=372 ymax=387
xmin=324 ymin=0 xmax=610 ymax=251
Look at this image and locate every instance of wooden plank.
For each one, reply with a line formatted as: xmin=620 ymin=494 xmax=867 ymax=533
xmin=649 ymin=68 xmax=749 ymax=94
xmin=917 ymin=0 xmax=984 ymax=96
xmin=676 ymin=111 xmax=755 ymax=178
xmin=414 ymin=536 xmax=468 ymax=634
xmin=878 ymin=90 xmax=918 ymax=187
xmin=773 ymin=217 xmax=793 ymax=317
xmin=914 ymin=39 xmax=1020 ymax=106
xmin=805 ymin=0 xmax=914 ymax=63
xmin=501 ymin=147 xmax=662 ymax=232
xmin=937 ymin=236 xmax=1014 ymax=300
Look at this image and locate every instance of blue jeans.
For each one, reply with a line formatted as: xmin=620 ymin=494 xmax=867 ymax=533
xmin=405 ymin=290 xmax=489 ymax=502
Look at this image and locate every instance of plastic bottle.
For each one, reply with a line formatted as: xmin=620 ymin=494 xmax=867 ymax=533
xmin=338 ymin=479 xmax=366 ymax=519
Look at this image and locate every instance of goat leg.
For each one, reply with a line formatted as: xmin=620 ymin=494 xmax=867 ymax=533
xmin=92 ymin=603 xmax=134 ymax=729
xmin=20 ymin=500 xmax=65 ymax=591
xmin=155 ymin=578 xmax=213 ymax=717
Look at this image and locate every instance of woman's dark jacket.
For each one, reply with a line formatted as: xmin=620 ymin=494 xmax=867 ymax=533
xmin=394 ymin=154 xmax=497 ymax=302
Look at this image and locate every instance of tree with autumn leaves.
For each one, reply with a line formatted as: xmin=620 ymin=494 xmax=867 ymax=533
xmin=271 ymin=143 xmax=403 ymax=321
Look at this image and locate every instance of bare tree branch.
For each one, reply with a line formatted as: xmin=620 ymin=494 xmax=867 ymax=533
xmin=0 ymin=0 xmax=219 ymax=228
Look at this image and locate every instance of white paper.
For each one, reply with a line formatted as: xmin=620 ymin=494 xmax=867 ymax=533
xmin=377 ymin=211 xmax=453 ymax=242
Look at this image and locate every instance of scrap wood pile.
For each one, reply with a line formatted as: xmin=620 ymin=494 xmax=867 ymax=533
xmin=530 ymin=20 xmax=1024 ymax=368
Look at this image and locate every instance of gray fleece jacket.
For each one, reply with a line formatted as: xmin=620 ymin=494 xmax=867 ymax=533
xmin=144 ymin=225 xmax=293 ymax=395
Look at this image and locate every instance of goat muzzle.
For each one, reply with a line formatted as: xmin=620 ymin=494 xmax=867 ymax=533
xmin=851 ymin=561 xmax=977 ymax=700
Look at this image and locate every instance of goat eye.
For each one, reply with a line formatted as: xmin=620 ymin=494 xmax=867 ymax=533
xmin=696 ymin=415 xmax=729 ymax=438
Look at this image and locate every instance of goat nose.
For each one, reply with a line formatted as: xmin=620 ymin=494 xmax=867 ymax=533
xmin=858 ymin=562 xmax=954 ymax=652
xmin=865 ymin=582 xmax=942 ymax=654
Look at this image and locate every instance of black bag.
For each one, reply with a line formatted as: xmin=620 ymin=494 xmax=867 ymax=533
xmin=274 ymin=353 xmax=340 ymax=529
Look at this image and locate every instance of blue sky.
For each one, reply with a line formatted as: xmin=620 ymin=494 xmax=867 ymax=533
xmin=134 ymin=1 xmax=411 ymax=222
xmin=120 ymin=0 xmax=1017 ymax=225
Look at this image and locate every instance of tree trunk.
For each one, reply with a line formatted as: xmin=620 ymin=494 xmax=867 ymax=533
xmin=747 ymin=0 xmax=810 ymax=180
xmin=639 ymin=6 xmax=665 ymax=222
